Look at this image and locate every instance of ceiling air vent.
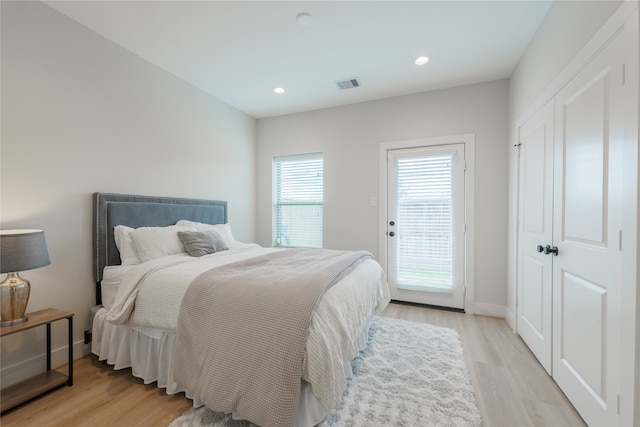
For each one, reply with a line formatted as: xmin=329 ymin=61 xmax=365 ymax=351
xmin=335 ymin=77 xmax=361 ymax=90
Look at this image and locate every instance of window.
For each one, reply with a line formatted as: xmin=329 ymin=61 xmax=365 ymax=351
xmin=272 ymin=153 xmax=323 ymax=248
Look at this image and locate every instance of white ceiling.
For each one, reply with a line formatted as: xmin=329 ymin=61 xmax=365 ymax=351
xmin=44 ymin=1 xmax=553 ymax=119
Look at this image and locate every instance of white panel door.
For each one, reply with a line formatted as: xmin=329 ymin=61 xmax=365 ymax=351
xmin=552 ymin=29 xmax=623 ymax=426
xmin=517 ymin=101 xmax=554 ymax=374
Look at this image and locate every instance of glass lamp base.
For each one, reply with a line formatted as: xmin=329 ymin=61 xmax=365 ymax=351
xmin=0 ymin=272 xmax=31 ymax=327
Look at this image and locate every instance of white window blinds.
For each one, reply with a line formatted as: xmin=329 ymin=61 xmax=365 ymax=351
xmin=396 ymin=153 xmax=454 ymax=288
xmin=273 ymin=153 xmax=323 ymax=248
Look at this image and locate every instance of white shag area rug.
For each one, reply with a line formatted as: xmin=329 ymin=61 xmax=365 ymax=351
xmin=169 ymin=316 xmax=482 ymax=427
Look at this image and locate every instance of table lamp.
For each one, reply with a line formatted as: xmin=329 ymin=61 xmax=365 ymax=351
xmin=0 ymin=229 xmax=50 ymax=326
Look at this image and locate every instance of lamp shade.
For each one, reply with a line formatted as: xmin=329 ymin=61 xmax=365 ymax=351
xmin=0 ymin=229 xmax=50 ymax=273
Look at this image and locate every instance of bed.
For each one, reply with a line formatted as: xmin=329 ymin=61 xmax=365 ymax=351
xmin=90 ymin=192 xmax=390 ymax=427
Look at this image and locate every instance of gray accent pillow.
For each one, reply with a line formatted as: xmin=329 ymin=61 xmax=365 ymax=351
xmin=178 ymin=230 xmax=228 ymax=257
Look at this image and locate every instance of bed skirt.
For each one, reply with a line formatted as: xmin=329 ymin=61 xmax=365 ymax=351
xmin=91 ymin=306 xmax=370 ymax=426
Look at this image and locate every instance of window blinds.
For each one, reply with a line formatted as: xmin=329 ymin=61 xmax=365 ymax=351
xmin=396 ymin=153 xmax=453 ymax=288
xmin=273 ymin=153 xmax=323 ymax=248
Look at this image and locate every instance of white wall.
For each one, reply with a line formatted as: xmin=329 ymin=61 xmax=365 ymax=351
xmin=0 ymin=1 xmax=256 ymax=384
xmin=506 ymin=0 xmax=623 ymax=325
xmin=257 ymin=80 xmax=509 ymax=313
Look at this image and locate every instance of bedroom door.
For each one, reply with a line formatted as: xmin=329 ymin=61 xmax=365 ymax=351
xmin=517 ymin=100 xmax=554 ymax=374
xmin=385 ymin=143 xmax=466 ymax=309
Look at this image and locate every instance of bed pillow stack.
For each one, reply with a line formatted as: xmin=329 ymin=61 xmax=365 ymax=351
xmin=114 ymin=224 xmax=195 ymax=264
xmin=114 ymin=221 xmax=238 ymax=265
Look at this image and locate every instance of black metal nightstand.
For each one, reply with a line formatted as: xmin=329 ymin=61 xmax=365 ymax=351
xmin=0 ymin=308 xmax=74 ymax=413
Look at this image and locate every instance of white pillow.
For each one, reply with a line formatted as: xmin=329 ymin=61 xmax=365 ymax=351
xmin=128 ymin=224 xmax=195 ymax=263
xmin=114 ymin=225 xmax=142 ymax=265
xmin=176 ymin=220 xmax=237 ymax=248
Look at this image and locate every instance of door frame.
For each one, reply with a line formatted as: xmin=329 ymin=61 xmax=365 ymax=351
xmin=379 ymin=133 xmax=476 ymax=313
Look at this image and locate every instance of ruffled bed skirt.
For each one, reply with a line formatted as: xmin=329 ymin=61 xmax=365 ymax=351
xmin=92 ymin=307 xmax=197 ymax=399
xmin=91 ymin=307 xmax=370 ymax=426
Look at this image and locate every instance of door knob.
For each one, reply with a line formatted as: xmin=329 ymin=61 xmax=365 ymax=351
xmin=537 ymin=244 xmax=558 ymax=256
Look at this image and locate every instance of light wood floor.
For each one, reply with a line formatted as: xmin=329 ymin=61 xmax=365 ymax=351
xmin=1 ymin=302 xmax=585 ymax=426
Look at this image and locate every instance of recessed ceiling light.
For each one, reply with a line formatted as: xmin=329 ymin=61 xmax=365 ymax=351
xmin=296 ymin=12 xmax=313 ymax=27
xmin=415 ymin=56 xmax=430 ymax=66
xmin=274 ymin=87 xmax=286 ymax=94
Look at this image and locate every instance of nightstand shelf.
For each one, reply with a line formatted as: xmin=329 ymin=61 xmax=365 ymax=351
xmin=0 ymin=308 xmax=74 ymax=413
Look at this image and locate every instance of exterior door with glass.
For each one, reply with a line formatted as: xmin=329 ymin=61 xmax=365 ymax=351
xmin=385 ymin=143 xmax=466 ymax=309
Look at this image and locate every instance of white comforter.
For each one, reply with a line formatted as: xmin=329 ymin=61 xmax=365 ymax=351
xmin=105 ymin=243 xmax=390 ymax=410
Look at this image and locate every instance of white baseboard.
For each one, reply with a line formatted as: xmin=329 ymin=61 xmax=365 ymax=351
xmin=1 ymin=340 xmax=89 ymax=387
xmin=468 ymin=301 xmax=508 ymax=319
xmin=467 ymin=302 xmax=517 ymax=335
xmin=503 ymin=306 xmax=516 ymax=331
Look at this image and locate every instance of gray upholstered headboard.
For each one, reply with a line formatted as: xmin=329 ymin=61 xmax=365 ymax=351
xmin=93 ymin=192 xmax=227 ymax=305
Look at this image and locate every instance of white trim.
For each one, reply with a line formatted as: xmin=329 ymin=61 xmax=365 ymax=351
xmin=504 ymin=305 xmax=516 ymax=331
xmin=512 ymin=133 xmax=522 ymax=334
xmin=379 ymin=134 xmax=475 ymax=312
xmin=619 ymin=5 xmax=639 ymax=426
xmin=473 ymin=302 xmax=510 ymax=320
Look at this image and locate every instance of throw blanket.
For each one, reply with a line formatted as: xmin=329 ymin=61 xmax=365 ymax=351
xmin=173 ymin=248 xmax=373 ymax=427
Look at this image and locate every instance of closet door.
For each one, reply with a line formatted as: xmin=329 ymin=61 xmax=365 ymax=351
xmin=552 ymin=29 xmax=624 ymax=426
xmin=517 ymin=101 xmax=554 ymax=374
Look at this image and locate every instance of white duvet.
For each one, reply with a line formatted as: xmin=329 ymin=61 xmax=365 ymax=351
xmin=104 ymin=243 xmax=390 ymax=410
